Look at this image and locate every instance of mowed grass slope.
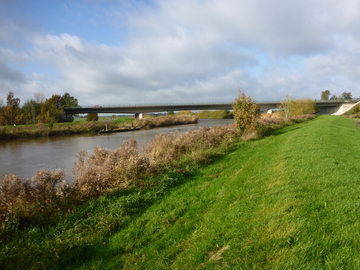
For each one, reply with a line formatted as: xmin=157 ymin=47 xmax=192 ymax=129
xmin=82 ymin=115 xmax=360 ymax=269
xmin=2 ymin=115 xmax=360 ymax=269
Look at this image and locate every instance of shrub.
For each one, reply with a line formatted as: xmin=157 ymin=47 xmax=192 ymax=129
xmin=232 ymin=89 xmax=260 ymax=135
xmin=176 ymin=110 xmax=195 ymax=116
xmin=278 ymin=97 xmax=316 ymax=120
xmin=134 ymin=115 xmax=198 ymax=129
xmin=0 ymin=169 xmax=67 ymax=227
xmin=86 ymin=113 xmax=99 ymax=121
xmin=198 ymin=110 xmax=232 ymax=119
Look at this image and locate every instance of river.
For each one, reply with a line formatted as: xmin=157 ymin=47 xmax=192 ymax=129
xmin=0 ymin=119 xmax=234 ymax=179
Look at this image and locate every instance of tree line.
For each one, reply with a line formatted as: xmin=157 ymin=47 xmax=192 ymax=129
xmin=320 ymin=90 xmax=355 ymax=101
xmin=0 ymin=92 xmax=79 ymax=126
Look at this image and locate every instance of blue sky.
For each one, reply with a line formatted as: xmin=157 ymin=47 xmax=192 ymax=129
xmin=1 ymin=0 xmax=360 ymax=106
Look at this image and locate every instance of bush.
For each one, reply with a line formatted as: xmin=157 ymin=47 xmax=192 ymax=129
xmin=197 ymin=110 xmax=232 ymax=119
xmin=278 ymin=97 xmax=316 ymax=120
xmin=86 ymin=113 xmax=99 ymax=121
xmin=134 ymin=115 xmax=198 ymax=129
xmin=232 ymin=89 xmax=260 ymax=134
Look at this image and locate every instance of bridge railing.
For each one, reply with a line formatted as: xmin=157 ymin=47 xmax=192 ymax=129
xmin=65 ymin=101 xmax=286 ymax=109
xmin=64 ymin=100 xmax=357 ymax=109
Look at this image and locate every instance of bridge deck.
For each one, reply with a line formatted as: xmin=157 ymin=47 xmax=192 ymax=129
xmin=64 ymin=101 xmax=356 ymax=115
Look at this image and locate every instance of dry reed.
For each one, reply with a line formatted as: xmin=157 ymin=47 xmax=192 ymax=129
xmin=0 ymin=123 xmax=234 ymax=228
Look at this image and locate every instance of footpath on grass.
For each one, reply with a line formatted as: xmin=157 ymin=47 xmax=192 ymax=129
xmin=2 ymin=115 xmax=360 ymax=269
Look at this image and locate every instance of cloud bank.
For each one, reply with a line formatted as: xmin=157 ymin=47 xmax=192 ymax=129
xmin=1 ymin=0 xmax=360 ymax=105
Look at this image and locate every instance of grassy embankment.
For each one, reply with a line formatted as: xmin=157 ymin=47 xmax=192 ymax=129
xmin=3 ymin=115 xmax=360 ymax=269
xmin=0 ymin=115 xmax=198 ymax=140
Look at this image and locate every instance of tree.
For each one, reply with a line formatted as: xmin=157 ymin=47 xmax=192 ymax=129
xmin=278 ymin=96 xmax=316 ymax=120
xmin=48 ymin=95 xmax=64 ymax=122
xmin=278 ymin=95 xmax=295 ymax=120
xmin=62 ymin=93 xmax=79 ymax=122
xmin=232 ymin=89 xmax=260 ymax=134
xmin=34 ymin=92 xmax=46 ymax=104
xmin=36 ymin=103 xmax=50 ymax=123
xmin=329 ymin=94 xmax=338 ymax=100
xmin=22 ymin=99 xmax=41 ymax=124
xmin=341 ymin=92 xmax=353 ymax=101
xmin=294 ymin=98 xmax=317 ymax=115
xmin=0 ymin=92 xmax=23 ymax=125
xmin=37 ymin=93 xmax=79 ymax=123
xmin=321 ymin=90 xmax=331 ymax=101
xmin=62 ymin=92 xmax=79 ymax=108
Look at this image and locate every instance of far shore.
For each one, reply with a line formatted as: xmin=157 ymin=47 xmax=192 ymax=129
xmin=0 ymin=115 xmax=199 ymax=141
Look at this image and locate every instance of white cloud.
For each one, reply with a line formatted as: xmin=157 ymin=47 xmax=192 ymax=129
xmin=2 ymin=0 xmax=360 ymax=105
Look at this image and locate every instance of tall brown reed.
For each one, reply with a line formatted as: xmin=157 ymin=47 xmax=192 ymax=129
xmin=0 ymin=169 xmax=67 ymax=227
xmin=0 ymin=123 xmax=234 ymax=228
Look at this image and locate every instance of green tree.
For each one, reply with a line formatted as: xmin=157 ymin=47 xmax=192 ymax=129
xmin=321 ymin=90 xmax=331 ymax=100
xmin=232 ymin=89 xmax=260 ymax=134
xmin=43 ymin=95 xmax=65 ymax=123
xmin=341 ymin=92 xmax=353 ymax=101
xmin=37 ymin=105 xmax=51 ymax=123
xmin=62 ymin=92 xmax=79 ymax=108
xmin=62 ymin=93 xmax=79 ymax=122
xmin=37 ymin=93 xmax=79 ymax=123
xmin=0 ymin=92 xmax=23 ymax=125
xmin=22 ymin=99 xmax=41 ymax=124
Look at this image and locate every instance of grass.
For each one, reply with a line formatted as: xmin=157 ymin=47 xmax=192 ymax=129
xmin=86 ymin=115 xmax=360 ymax=269
xmin=3 ymin=115 xmax=357 ymax=269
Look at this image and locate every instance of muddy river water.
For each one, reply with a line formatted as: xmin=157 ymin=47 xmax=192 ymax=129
xmin=0 ymin=119 xmax=234 ymax=179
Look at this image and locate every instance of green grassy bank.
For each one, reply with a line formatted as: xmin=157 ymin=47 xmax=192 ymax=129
xmin=2 ymin=115 xmax=360 ymax=269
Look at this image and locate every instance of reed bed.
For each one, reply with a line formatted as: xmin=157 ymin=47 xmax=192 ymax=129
xmin=0 ymin=114 xmax=315 ymax=230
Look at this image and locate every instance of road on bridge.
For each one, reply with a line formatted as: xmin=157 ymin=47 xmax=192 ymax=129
xmin=64 ymin=101 xmax=357 ymax=115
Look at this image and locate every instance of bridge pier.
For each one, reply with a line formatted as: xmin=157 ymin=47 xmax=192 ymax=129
xmin=134 ymin=113 xmax=144 ymax=119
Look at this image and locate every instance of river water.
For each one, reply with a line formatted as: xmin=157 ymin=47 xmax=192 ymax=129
xmin=0 ymin=119 xmax=234 ymax=179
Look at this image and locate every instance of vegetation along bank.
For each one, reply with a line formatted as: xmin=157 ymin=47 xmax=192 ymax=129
xmin=7 ymin=91 xmax=357 ymax=268
xmin=0 ymin=112 xmax=319 ymax=269
xmin=0 ymin=91 xmax=201 ymax=141
xmin=0 ymin=115 xmax=198 ymax=140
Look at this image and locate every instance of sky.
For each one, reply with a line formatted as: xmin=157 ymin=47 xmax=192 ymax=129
xmin=1 ymin=0 xmax=360 ymax=106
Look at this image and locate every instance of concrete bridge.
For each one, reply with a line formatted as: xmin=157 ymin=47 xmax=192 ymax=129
xmin=64 ymin=100 xmax=359 ymax=118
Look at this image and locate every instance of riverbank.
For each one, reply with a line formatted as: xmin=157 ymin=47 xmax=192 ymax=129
xmin=0 ymin=115 xmax=198 ymax=140
xmin=103 ymin=115 xmax=360 ymax=269
xmin=0 ymin=114 xmax=320 ymax=269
